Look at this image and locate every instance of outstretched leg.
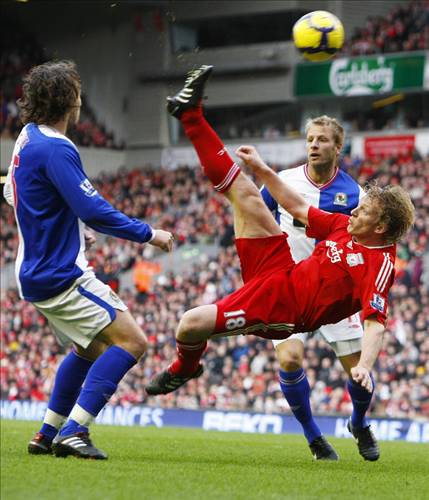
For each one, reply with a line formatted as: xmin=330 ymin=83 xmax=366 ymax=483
xmin=146 ymin=66 xmax=290 ymax=397
xmin=168 ymin=66 xmax=282 ymax=239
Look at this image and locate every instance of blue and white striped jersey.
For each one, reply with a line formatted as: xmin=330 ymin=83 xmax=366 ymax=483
xmin=4 ymin=123 xmax=154 ymax=302
xmin=261 ymin=163 xmax=364 ymax=263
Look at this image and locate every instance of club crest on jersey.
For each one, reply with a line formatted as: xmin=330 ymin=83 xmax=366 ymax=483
xmin=370 ymin=294 xmax=385 ymax=313
xmin=346 ymin=252 xmax=364 ymax=267
xmin=334 ymin=192 xmax=348 ymax=206
xmin=79 ymin=179 xmax=97 ymax=197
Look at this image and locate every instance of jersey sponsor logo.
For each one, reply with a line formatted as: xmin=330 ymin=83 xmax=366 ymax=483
xmin=79 ymin=178 xmax=98 ymax=197
xmin=346 ymin=252 xmax=364 ymax=267
xmin=325 ymin=240 xmax=343 ymax=263
xmin=370 ymin=293 xmax=385 ymax=313
xmin=334 ymin=192 xmax=348 ymax=206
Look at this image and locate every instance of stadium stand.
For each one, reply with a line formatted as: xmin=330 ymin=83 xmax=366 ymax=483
xmin=1 ymin=0 xmax=427 ymax=423
xmin=1 ymin=154 xmax=428 ymax=418
xmin=342 ymin=0 xmax=429 ymax=55
xmin=0 ymin=167 xmax=232 ymax=266
xmin=0 ymin=24 xmax=123 ymax=149
xmin=189 ymin=0 xmax=429 ymax=141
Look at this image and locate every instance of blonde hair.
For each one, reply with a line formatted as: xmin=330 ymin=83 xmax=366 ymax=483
xmin=365 ymin=184 xmax=415 ymax=243
xmin=305 ymin=115 xmax=345 ymax=147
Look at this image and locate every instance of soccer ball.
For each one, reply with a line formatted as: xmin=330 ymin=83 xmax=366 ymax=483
xmin=293 ymin=11 xmax=345 ymax=62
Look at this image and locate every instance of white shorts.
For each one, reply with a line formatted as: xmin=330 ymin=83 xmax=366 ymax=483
xmin=272 ymin=313 xmax=363 ymax=357
xmin=33 ymin=271 xmax=127 ymax=348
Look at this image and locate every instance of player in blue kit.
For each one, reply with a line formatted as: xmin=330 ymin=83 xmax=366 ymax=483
xmin=3 ymin=61 xmax=174 ymax=459
xmin=260 ymin=116 xmax=379 ymax=461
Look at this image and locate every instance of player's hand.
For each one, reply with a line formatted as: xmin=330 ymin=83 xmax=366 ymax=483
xmin=84 ymin=229 xmax=96 ymax=250
xmin=149 ymin=229 xmax=174 ymax=253
xmin=235 ymin=145 xmax=271 ymax=176
xmin=351 ymin=366 xmax=373 ymax=393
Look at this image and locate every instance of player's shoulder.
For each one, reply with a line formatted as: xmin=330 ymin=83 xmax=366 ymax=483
xmin=35 ymin=124 xmax=79 ymax=153
xmin=360 ymin=242 xmax=396 ymax=268
xmin=15 ymin=124 xmax=76 ymax=162
xmin=324 ymin=168 xmax=364 ymax=205
xmin=278 ymin=164 xmax=310 ymax=188
xmin=362 ymin=246 xmax=396 ymax=296
xmin=278 ymin=163 xmax=307 ymax=180
xmin=333 ymin=168 xmax=361 ymax=190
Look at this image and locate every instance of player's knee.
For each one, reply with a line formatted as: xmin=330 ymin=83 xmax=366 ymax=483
xmin=132 ymin=331 xmax=148 ymax=357
xmin=177 ymin=310 xmax=206 ymax=339
xmin=75 ymin=340 xmax=108 ymax=361
xmin=119 ymin=330 xmax=148 ymax=360
xmin=277 ymin=344 xmax=303 ymax=371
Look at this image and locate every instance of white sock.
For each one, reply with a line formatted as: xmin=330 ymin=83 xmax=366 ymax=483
xmin=43 ymin=408 xmax=66 ymax=429
xmin=68 ymin=404 xmax=95 ymax=427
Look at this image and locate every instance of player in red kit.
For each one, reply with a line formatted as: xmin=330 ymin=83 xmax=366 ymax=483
xmin=146 ymin=65 xmax=415 ymax=400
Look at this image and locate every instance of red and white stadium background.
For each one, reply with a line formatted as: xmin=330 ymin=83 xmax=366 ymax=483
xmin=364 ymin=135 xmax=416 ymax=159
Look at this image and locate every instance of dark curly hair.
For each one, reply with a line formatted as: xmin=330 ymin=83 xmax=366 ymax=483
xmin=17 ymin=60 xmax=81 ymax=125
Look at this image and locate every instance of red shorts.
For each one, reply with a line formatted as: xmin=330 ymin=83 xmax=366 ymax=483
xmin=214 ymin=234 xmax=300 ymax=340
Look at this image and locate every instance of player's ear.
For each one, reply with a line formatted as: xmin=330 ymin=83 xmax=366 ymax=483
xmin=374 ymin=221 xmax=388 ymax=236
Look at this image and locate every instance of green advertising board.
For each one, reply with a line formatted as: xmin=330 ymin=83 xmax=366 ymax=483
xmin=295 ymin=52 xmax=427 ymax=97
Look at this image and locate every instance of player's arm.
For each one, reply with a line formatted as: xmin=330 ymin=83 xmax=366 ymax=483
xmin=3 ymin=165 xmax=14 ymax=207
xmin=351 ymin=317 xmax=384 ymax=392
xmin=236 ymin=145 xmax=309 ymax=225
xmin=47 ymin=143 xmax=174 ymax=252
xmin=84 ymin=228 xmax=96 ymax=250
xmin=352 ymin=252 xmax=395 ymax=392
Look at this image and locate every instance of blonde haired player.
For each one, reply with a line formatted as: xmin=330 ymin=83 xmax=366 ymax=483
xmin=146 ymin=67 xmax=414 ymax=467
xmin=261 ymin=116 xmax=372 ymax=461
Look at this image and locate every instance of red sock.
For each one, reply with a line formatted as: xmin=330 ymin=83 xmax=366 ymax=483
xmin=168 ymin=339 xmax=207 ymax=376
xmin=181 ymin=107 xmax=241 ymax=192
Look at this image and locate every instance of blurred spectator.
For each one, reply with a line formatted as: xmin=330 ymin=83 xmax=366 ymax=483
xmin=342 ymin=0 xmax=429 ymax=56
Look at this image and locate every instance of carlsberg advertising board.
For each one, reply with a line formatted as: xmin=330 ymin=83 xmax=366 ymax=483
xmin=295 ymin=52 xmax=426 ymax=97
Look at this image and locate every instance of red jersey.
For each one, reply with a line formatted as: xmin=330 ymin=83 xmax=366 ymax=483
xmin=290 ymin=206 xmax=396 ymax=331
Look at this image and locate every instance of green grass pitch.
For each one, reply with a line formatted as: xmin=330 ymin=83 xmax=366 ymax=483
xmin=1 ymin=420 xmax=428 ymax=500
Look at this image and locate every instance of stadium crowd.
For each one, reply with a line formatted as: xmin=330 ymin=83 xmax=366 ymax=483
xmin=342 ymin=0 xmax=429 ymax=56
xmin=1 ymin=153 xmax=428 ymax=419
xmin=2 ymin=1 xmax=427 ymax=147
xmin=0 ymin=167 xmax=233 ymax=267
xmin=205 ymin=101 xmax=428 ymax=142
